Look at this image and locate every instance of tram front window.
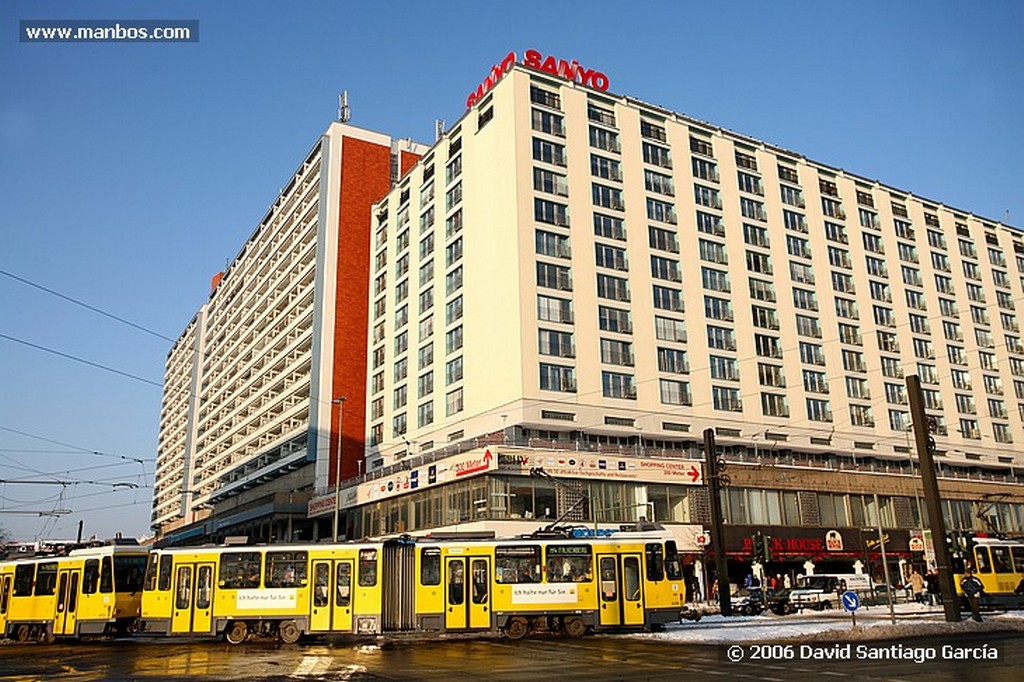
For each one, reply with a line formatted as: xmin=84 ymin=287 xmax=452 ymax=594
xmin=115 ymin=555 xmax=148 ymax=593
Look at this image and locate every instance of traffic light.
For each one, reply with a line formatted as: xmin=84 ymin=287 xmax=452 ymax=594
xmin=762 ymin=534 xmax=772 ymax=562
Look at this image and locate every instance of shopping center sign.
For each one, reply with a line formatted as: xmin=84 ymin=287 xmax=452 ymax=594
xmin=466 ymin=49 xmax=610 ymax=108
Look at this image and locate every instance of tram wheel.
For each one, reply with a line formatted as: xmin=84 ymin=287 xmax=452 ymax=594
xmin=278 ymin=620 xmax=301 ymax=644
xmin=14 ymin=625 xmax=29 ymax=642
xmin=225 ymin=621 xmax=248 ymax=645
xmin=504 ymin=617 xmax=529 ymax=640
xmin=564 ymin=617 xmax=588 ymax=638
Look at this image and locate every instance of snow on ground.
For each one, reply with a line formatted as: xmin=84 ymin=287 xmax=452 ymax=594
xmin=630 ymin=602 xmax=1024 ymax=644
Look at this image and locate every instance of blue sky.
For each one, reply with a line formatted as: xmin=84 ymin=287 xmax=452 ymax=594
xmin=1 ymin=0 xmax=1021 ymax=541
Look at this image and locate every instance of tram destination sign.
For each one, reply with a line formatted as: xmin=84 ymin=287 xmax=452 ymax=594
xmin=497 ymin=451 xmax=702 ymax=485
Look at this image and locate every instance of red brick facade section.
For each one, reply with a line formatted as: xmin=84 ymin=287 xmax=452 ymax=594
xmin=400 ymin=150 xmax=420 ymax=177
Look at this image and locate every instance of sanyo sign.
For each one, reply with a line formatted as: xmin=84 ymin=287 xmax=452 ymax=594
xmin=466 ymin=49 xmax=610 ymax=108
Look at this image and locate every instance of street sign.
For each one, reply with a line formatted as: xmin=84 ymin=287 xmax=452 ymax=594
xmin=842 ymin=590 xmax=860 ymax=612
xmin=695 ymin=534 xmax=709 ymax=547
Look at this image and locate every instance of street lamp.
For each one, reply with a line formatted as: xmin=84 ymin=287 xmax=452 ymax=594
xmin=332 ymin=396 xmax=346 ymax=542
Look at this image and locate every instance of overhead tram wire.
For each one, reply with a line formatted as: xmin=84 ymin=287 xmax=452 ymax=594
xmin=0 ymin=425 xmax=153 ymax=465
xmin=0 ymin=267 xmax=177 ymax=345
xmin=0 ymin=333 xmax=164 ymax=389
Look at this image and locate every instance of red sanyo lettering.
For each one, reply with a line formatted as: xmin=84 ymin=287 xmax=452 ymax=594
xmin=524 ymin=48 xmax=609 ymax=91
xmin=466 ymin=51 xmax=517 ymax=108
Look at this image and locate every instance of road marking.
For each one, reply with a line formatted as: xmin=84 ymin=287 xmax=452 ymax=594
xmin=291 ymin=655 xmax=332 ymax=678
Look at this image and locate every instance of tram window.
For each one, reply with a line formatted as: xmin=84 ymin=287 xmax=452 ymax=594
xmin=100 ymin=557 xmax=113 ymax=593
xmin=67 ymin=573 xmax=79 ymax=613
xmin=115 ymin=555 xmax=148 ymax=593
xmin=220 ymin=552 xmax=262 ymax=589
xmin=175 ymin=567 xmax=192 ymax=610
xmin=448 ymin=561 xmax=465 ymax=605
xmin=471 ymin=559 xmax=488 ymax=604
xmin=337 ymin=563 xmax=352 ymax=607
xmin=975 ymin=546 xmax=992 ymax=574
xmin=158 ymin=554 xmax=173 ymax=591
xmin=196 ymin=566 xmax=212 ymax=610
xmin=57 ymin=573 xmax=68 ymax=612
xmin=600 ymin=557 xmax=617 ymax=601
xmin=83 ymin=559 xmax=100 ymax=594
xmin=992 ymin=546 xmax=1012 ymax=573
xmin=266 ymin=551 xmax=308 ymax=588
xmin=313 ymin=564 xmax=330 ymax=607
xmin=35 ymin=562 xmax=58 ymax=596
xmin=420 ymin=548 xmax=441 ymax=586
xmin=1 ymin=576 xmax=10 ymax=613
xmin=13 ymin=564 xmax=34 ymax=597
xmin=645 ymin=543 xmax=665 ymax=582
xmin=144 ymin=554 xmax=159 ymax=591
xmin=623 ymin=557 xmax=641 ymax=601
xmin=495 ymin=545 xmax=540 ymax=583
xmin=1012 ymin=547 xmax=1024 ymax=573
xmin=358 ymin=549 xmax=378 ymax=587
xmin=546 ymin=545 xmax=592 ymax=583
xmin=951 ymin=555 xmax=966 ymax=574
xmin=665 ymin=540 xmax=683 ymax=580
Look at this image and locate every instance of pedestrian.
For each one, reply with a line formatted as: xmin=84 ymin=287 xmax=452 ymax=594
xmin=909 ymin=569 xmax=925 ymax=604
xmin=925 ymin=569 xmax=939 ymax=606
xmin=783 ymin=574 xmax=791 ymax=589
xmin=744 ymin=573 xmax=753 ymax=589
xmin=960 ymin=568 xmax=984 ymax=622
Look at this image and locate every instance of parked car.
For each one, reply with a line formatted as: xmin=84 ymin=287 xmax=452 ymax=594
xmin=789 ymin=573 xmax=872 ymax=611
xmin=767 ymin=588 xmax=795 ymax=615
xmin=733 ymin=588 xmax=768 ymax=615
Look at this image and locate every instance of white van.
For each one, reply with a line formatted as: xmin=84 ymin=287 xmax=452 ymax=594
xmin=789 ymin=573 xmax=873 ymax=611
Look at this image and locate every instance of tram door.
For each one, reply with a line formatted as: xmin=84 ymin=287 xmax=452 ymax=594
xmin=0 ymin=575 xmax=10 ymax=634
xmin=444 ymin=556 xmax=490 ymax=630
xmin=309 ymin=559 xmax=354 ymax=633
xmin=170 ymin=562 xmax=215 ymax=634
xmin=597 ymin=554 xmax=645 ymax=627
xmin=54 ymin=568 xmax=81 ymax=636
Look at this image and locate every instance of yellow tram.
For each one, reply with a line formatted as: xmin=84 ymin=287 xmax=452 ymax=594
xmin=139 ymin=526 xmax=686 ymax=643
xmin=0 ymin=542 xmax=149 ymax=641
xmin=951 ymin=533 xmax=1024 ymax=609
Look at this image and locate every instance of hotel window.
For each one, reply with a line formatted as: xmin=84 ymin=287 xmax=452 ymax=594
xmin=748 ymin=277 xmax=774 ymax=302
xmin=959 ymin=238 xmax=978 ymax=259
xmin=894 ymin=219 xmax=915 ymax=240
xmin=948 ymin=345 xmax=967 ymax=366
xmin=898 ymin=242 xmax=919 ymax=263
xmin=998 ymin=291 xmax=1015 ymax=310
xmin=713 ymin=386 xmax=742 ymax=412
xmin=869 ymin=281 xmax=892 ymax=303
xmin=539 ymin=329 xmax=575 ymax=358
xmin=856 ymin=189 xmax=874 ymax=207
xmin=534 ymin=168 xmax=569 ymax=197
xmin=418 ymin=372 xmax=434 ymax=399
xmin=706 ymin=325 xmax=736 ymax=351
xmin=530 ymin=85 xmax=561 ymax=109
xmin=649 ymin=226 xmax=679 ymax=253
xmin=966 ymin=283 xmax=986 ymax=303
xmin=445 ymin=326 xmax=463 ymax=354
xmin=983 ymin=375 xmax=1003 ymax=395
xmin=794 ymin=314 xmax=821 ymax=338
xmin=642 ymin=142 xmax=672 ymax=168
xmin=600 ymin=338 xmax=634 ymax=366
xmin=880 ymin=357 xmax=902 ymax=379
xmin=740 ymin=197 xmax=767 ymax=221
xmin=865 ymin=256 xmax=888 ymax=278
xmin=980 ymin=351 xmax=997 ymax=371
xmin=737 ymin=171 xmax=762 ymax=195
xmin=372 ymin=372 xmax=385 ymax=394
xmin=877 ymin=330 xmax=899 ymax=353
xmin=743 ymin=223 xmax=769 ymax=248
xmin=839 ymin=324 xmax=862 ymax=345
xmin=806 ymin=398 xmax=833 ymax=422
xmin=758 ymin=363 xmax=786 ymax=388
xmin=702 ymin=267 xmax=730 ymax=292
xmin=786 ymin=235 xmax=812 ymax=259
xmin=863 ymin=233 xmax=884 ymax=254
xmin=446 ymin=388 xmax=464 ymax=416
xmin=418 ymin=344 xmax=434 ymax=369
xmin=647 ymin=198 xmax=677 ymax=224
xmin=445 ymin=210 xmax=463 ymax=238
xmin=783 ymin=210 xmax=807 ymax=233
xmin=445 ymin=183 xmax=462 ymax=212
xmin=1001 ymin=312 xmax=1020 ymax=332
xmin=697 ymin=211 xmax=725 ymax=236
xmin=445 ymin=357 xmax=463 ymax=385
xmin=777 ymin=164 xmax=799 ymax=184
xmin=445 ymin=238 xmax=463 ymax=267
xmin=598 ymin=305 xmax=632 ymax=333
xmin=858 ymin=209 xmax=880 ymax=230
xmin=531 ymin=108 xmax=564 ymax=137
xmin=994 ymin=270 xmax=1011 ymax=289
xmin=419 ymin=316 xmax=433 ymax=340
xmin=745 ymin=251 xmax=772 ymax=274
xmin=656 ymin=316 xmax=688 ymax=343
xmin=602 ymin=372 xmax=636 ymax=399
xmin=694 ymin=185 xmax=722 ymax=210
xmin=659 ymin=379 xmax=691 ymax=406
xmin=394 ymin=359 xmax=408 ymax=385
xmin=593 ymin=183 xmax=625 ymax=211
xmin=532 ymin=138 xmax=566 ymax=166
xmin=640 ymin=119 xmax=667 ymax=141
xmin=691 ymin=157 xmax=719 ymax=184
xmin=804 ymin=369 xmax=829 ymax=394
xmin=989 ymin=247 xmax=1008 ymax=267
xmin=821 ymin=198 xmax=845 ymax=219
xmin=735 ymin=150 xmax=758 ymax=171
xmin=888 ymin=410 xmax=910 ymax=431
xmin=658 ymin=347 xmax=689 ymax=374
xmin=652 ymin=285 xmax=684 ymax=312
xmin=589 ymin=126 xmax=620 ymax=153
xmin=793 ymin=287 xmax=818 ymax=311
xmin=842 ymin=349 xmax=866 ymax=373
xmin=444 ymin=267 xmax=462 ymax=295
xmin=831 ymin=272 xmax=854 ymax=293
xmin=445 ymin=296 xmax=463 ymax=325
xmin=930 ymin=251 xmax=952 ymax=273
xmin=689 ymin=136 xmax=714 ymax=157
xmin=939 ymin=298 xmax=958 ymax=318
xmin=824 ymin=221 xmax=847 ymax=244
xmin=780 ymin=185 xmax=804 ymax=208
xmin=754 ymin=334 xmax=782 ymax=358
xmin=588 ymin=102 xmax=616 ymax=126
xmin=970 ymin=305 xmax=990 ymax=326
xmin=939 ymin=320 xmax=961 ymax=341
xmin=762 ymin=393 xmax=790 ymax=418
xmin=923 ymin=389 xmax=943 ymax=410
xmin=445 ymin=154 xmax=461 ymax=184
xmin=646 ymin=169 xmax=676 ymax=195
xmin=799 ymin=342 xmax=825 ymax=366
xmin=951 ymin=369 xmax=972 ymax=390
xmin=819 ymin=178 xmax=839 ymax=197
xmin=540 ymin=363 xmax=576 ymax=392
xmin=535 ymin=198 xmax=569 ymax=226
xmin=704 ymin=296 xmax=733 ymax=321
xmin=650 ymin=255 xmax=682 ymax=282
xmin=710 ymin=356 xmax=739 ymax=381
xmin=752 ymin=306 xmax=779 ymax=330
xmin=846 ymin=377 xmax=870 ymax=400
xmin=994 ymin=423 xmax=1013 ymax=444
xmin=394 ymin=304 xmax=409 ymax=329
xmin=699 ymin=239 xmax=728 ymax=264
xmin=597 ymin=273 xmax=630 ymax=301
xmin=372 ymin=346 xmax=385 ymax=370
xmin=591 ymin=154 xmax=622 ymax=181
xmin=536 ymin=262 xmax=572 ymax=291
xmin=419 ymin=231 xmax=435 ymax=260
xmin=595 ymin=243 xmax=628 ymax=271
xmin=963 ymin=261 xmax=982 ymax=280
xmin=394 ymin=278 xmax=409 ymax=304
xmin=593 ymin=213 xmax=626 ymax=241
xmin=395 ymin=331 xmax=409 ymax=356
xmin=538 ymin=294 xmax=573 ymax=324
xmin=955 ymin=394 xmax=977 ymax=415
xmin=392 ymin=413 xmax=407 ymax=437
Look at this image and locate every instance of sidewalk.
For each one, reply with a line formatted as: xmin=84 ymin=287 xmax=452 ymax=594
xmin=633 ymin=602 xmax=1024 ymax=644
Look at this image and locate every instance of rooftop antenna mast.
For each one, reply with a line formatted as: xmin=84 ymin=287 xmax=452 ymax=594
xmin=435 ymin=119 xmax=446 ymax=141
xmin=338 ymin=91 xmax=351 ymax=123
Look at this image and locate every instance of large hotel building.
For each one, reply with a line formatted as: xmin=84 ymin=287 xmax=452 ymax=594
xmin=156 ymin=53 xmax=1023 ymax=585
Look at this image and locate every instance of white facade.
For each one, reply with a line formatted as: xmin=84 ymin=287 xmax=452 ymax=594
xmin=367 ymin=65 xmax=1024 ymax=479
